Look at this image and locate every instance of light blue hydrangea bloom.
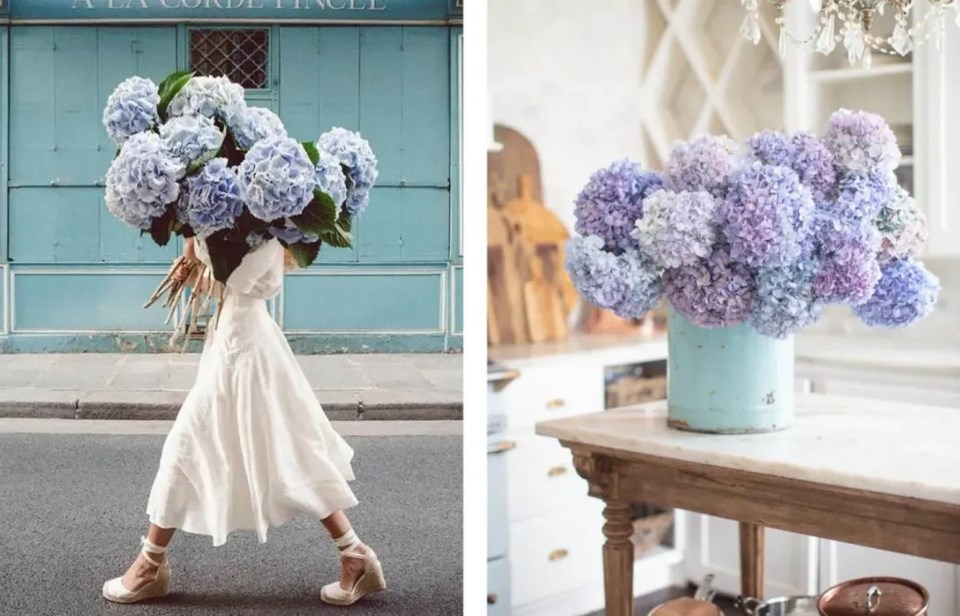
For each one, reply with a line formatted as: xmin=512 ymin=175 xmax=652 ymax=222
xmin=315 ymin=149 xmax=348 ymax=212
xmin=105 ymin=132 xmax=185 ymax=230
xmin=855 ymin=258 xmax=939 ymax=327
xmin=102 ymin=76 xmax=160 ymax=146
xmin=229 ymin=106 xmax=288 ymax=150
xmin=238 ymin=136 xmax=317 ymax=221
xmin=159 ymin=114 xmax=224 ymax=164
xmin=271 ymin=220 xmax=319 ymax=245
xmin=633 ymin=190 xmax=717 ymax=269
xmin=565 ymin=235 xmax=662 ymax=319
xmin=750 ymin=255 xmax=823 ymax=338
xmin=168 ymin=75 xmax=246 ymax=123
xmin=182 ymin=158 xmax=245 ymax=237
xmin=317 ymin=127 xmax=379 ymax=216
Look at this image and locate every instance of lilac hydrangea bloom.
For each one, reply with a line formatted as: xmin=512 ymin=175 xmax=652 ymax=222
xmin=811 ymin=218 xmax=881 ymax=304
xmin=317 ymin=127 xmax=379 ymax=217
xmin=168 ymin=76 xmax=246 ymax=123
xmin=824 ymin=108 xmax=901 ymax=174
xmin=229 ymin=106 xmax=288 ymax=150
xmin=105 ymin=132 xmax=185 ymax=230
xmin=719 ymin=162 xmax=814 ymax=268
xmin=663 ymin=245 xmax=755 ymax=328
xmin=102 ymin=76 xmax=160 ymax=146
xmin=182 ymin=158 xmax=245 ymax=237
xmin=238 ymin=137 xmax=317 ymax=221
xmin=829 ymin=170 xmax=894 ymax=223
xmin=574 ymin=159 xmax=662 ymax=253
xmin=790 ymin=131 xmax=837 ymax=202
xmin=565 ymin=235 xmax=662 ymax=317
xmin=855 ymin=258 xmax=939 ymax=327
xmin=159 ymin=114 xmax=224 ymax=164
xmin=632 ymin=190 xmax=717 ymax=269
xmin=662 ymin=135 xmax=740 ymax=196
xmin=875 ymin=187 xmax=927 ymax=264
xmin=745 ymin=130 xmax=795 ymax=168
xmin=750 ymin=255 xmax=823 ymax=338
xmin=315 ymin=149 xmax=349 ymax=212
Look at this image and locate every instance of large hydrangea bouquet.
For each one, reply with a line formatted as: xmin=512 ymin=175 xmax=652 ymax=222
xmin=567 ymin=109 xmax=939 ymax=338
xmin=102 ymin=71 xmax=379 ymax=284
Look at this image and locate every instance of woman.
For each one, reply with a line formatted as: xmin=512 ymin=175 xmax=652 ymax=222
xmin=102 ymin=236 xmax=385 ymax=606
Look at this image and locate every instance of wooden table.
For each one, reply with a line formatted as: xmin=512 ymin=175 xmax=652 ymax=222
xmin=535 ymin=394 xmax=960 ymax=615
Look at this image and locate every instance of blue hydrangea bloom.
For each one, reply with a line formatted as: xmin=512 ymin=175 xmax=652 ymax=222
xmin=790 ymin=131 xmax=837 ymax=202
xmin=855 ymin=258 xmax=939 ymax=327
xmin=103 ymin=76 xmax=159 ymax=146
xmin=720 ymin=162 xmax=814 ymax=268
xmin=229 ymin=106 xmax=288 ymax=150
xmin=632 ymin=190 xmax=717 ymax=269
xmin=824 ymin=108 xmax=901 ymax=174
xmin=574 ymin=159 xmax=662 ymax=254
xmin=238 ymin=136 xmax=318 ymax=221
xmin=168 ymin=75 xmax=246 ymax=123
xmin=663 ymin=245 xmax=755 ymax=328
xmin=565 ymin=235 xmax=662 ymax=318
xmin=271 ymin=220 xmax=319 ymax=245
xmin=182 ymin=158 xmax=245 ymax=237
xmin=812 ymin=217 xmax=881 ymax=305
xmin=745 ymin=130 xmax=795 ymax=168
xmin=317 ymin=127 xmax=379 ymax=217
xmin=750 ymin=255 xmax=823 ymax=338
xmin=105 ymin=132 xmax=185 ymax=230
xmin=662 ymin=135 xmax=741 ymax=196
xmin=159 ymin=114 xmax=224 ymax=164
xmin=315 ymin=149 xmax=348 ymax=211
xmin=830 ymin=170 xmax=894 ymax=223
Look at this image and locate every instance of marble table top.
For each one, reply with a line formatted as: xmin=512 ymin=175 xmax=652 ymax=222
xmin=536 ymin=394 xmax=960 ymax=506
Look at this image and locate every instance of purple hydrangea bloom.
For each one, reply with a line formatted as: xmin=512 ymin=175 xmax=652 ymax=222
xmin=875 ymin=187 xmax=927 ymax=264
xmin=790 ymin=131 xmax=836 ymax=202
xmin=565 ymin=235 xmax=662 ymax=317
xmin=632 ymin=190 xmax=717 ymax=269
xmin=573 ymin=159 xmax=662 ymax=253
xmin=824 ymin=108 xmax=901 ymax=174
xmin=812 ymin=218 xmax=881 ymax=304
xmin=750 ymin=255 xmax=823 ymax=338
xmin=745 ymin=130 xmax=795 ymax=168
xmin=663 ymin=245 xmax=755 ymax=328
xmin=719 ymin=162 xmax=814 ymax=268
xmin=829 ymin=170 xmax=894 ymax=223
xmin=855 ymin=258 xmax=939 ymax=327
xmin=662 ymin=135 xmax=740 ymax=196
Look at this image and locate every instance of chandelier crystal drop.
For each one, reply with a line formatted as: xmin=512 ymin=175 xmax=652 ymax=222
xmin=739 ymin=0 xmax=958 ymax=65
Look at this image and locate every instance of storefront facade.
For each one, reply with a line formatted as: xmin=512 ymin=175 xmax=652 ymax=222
xmin=0 ymin=0 xmax=463 ymax=353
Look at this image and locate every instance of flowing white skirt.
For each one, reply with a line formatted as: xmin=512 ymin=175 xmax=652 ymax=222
xmin=146 ymin=293 xmax=358 ymax=546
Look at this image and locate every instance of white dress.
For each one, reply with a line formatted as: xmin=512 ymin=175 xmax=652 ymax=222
xmin=146 ymin=238 xmax=358 ymax=546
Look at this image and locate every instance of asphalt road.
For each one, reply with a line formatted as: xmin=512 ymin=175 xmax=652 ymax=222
xmin=0 ymin=429 xmax=462 ymax=616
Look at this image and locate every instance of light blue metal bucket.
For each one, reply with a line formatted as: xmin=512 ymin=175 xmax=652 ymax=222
xmin=667 ymin=307 xmax=794 ymax=434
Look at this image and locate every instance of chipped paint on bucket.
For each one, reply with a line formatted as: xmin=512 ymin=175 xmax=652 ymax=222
xmin=667 ymin=307 xmax=793 ymax=434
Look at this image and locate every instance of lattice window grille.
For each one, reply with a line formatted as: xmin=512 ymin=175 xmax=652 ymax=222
xmin=190 ymin=29 xmax=269 ymax=90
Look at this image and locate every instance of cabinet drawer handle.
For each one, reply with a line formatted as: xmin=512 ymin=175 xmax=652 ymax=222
xmin=487 ymin=593 xmax=498 ymax=605
xmin=548 ymin=548 xmax=569 ymax=562
xmin=547 ymin=465 xmax=568 ymax=478
xmin=545 ymin=398 xmax=566 ymax=410
xmin=487 ymin=440 xmax=516 ymax=455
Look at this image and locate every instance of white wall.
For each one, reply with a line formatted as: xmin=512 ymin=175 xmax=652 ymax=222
xmin=488 ymin=0 xmax=649 ymax=231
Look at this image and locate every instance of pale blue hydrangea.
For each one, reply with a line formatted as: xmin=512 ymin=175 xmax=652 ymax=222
xmin=238 ymin=136 xmax=318 ymax=221
xmin=574 ymin=159 xmax=662 ymax=253
xmin=168 ymin=75 xmax=246 ymax=123
xmin=633 ymin=190 xmax=717 ymax=269
xmin=105 ymin=132 xmax=185 ymax=230
xmin=824 ymin=108 xmax=901 ymax=174
xmin=315 ymin=149 xmax=349 ymax=211
xmin=182 ymin=158 xmax=245 ymax=237
xmin=229 ymin=106 xmax=288 ymax=150
xmin=565 ymin=235 xmax=662 ymax=318
xmin=271 ymin=220 xmax=319 ymax=245
xmin=720 ymin=162 xmax=814 ymax=268
xmin=159 ymin=114 xmax=223 ymax=164
xmin=317 ymin=127 xmax=379 ymax=216
xmin=663 ymin=245 xmax=755 ymax=328
xmin=831 ymin=170 xmax=894 ymax=223
xmin=102 ymin=76 xmax=159 ymax=146
xmin=750 ymin=255 xmax=823 ymax=338
xmin=875 ymin=187 xmax=927 ymax=264
xmin=662 ymin=135 xmax=741 ymax=196
xmin=855 ymin=258 xmax=939 ymax=327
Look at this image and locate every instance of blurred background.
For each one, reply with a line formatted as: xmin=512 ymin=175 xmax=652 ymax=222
xmin=485 ymin=1 xmax=960 ymax=614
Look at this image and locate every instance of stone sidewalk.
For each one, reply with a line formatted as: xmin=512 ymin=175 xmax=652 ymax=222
xmin=0 ymin=353 xmax=461 ymax=421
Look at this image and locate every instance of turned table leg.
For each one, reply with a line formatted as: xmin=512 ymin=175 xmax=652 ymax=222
xmin=739 ymin=521 xmax=765 ymax=599
xmin=602 ymin=499 xmax=634 ymax=616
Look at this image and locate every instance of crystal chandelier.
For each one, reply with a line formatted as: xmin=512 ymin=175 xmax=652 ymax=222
xmin=740 ymin=0 xmax=959 ymax=67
